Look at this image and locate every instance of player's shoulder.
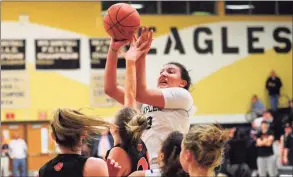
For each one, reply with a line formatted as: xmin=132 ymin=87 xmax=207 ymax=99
xmin=38 ymin=158 xmax=55 ymax=177
xmin=108 ymin=146 xmax=129 ymax=160
xmin=162 ymin=87 xmax=193 ymax=98
xmin=85 ymin=157 xmax=106 ymax=167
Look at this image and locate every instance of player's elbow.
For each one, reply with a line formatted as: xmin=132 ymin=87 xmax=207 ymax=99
xmin=136 ymin=92 xmax=147 ymax=103
xmin=104 ymin=86 xmax=115 ymax=97
xmin=136 ymin=91 xmax=146 ymax=103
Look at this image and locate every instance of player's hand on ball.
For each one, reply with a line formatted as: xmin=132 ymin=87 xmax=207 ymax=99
xmin=110 ymin=38 xmax=130 ymax=52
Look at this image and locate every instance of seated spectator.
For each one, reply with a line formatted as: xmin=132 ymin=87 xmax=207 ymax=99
xmin=283 ymin=122 xmax=293 ymax=166
xmin=256 ymin=120 xmax=277 ymax=177
xmin=252 ymin=110 xmax=273 ymax=130
xmin=251 ymin=95 xmax=266 ymax=117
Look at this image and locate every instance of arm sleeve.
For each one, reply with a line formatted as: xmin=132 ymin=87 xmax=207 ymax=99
xmin=161 ymin=87 xmax=193 ymax=111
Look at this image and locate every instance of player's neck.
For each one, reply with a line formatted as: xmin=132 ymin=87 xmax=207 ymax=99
xmin=59 ymin=146 xmax=81 ymax=155
xmin=113 ymin=135 xmax=122 ymax=146
xmin=189 ymin=164 xmax=210 ymax=177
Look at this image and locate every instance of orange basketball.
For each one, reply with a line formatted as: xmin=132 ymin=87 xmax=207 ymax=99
xmin=104 ymin=3 xmax=140 ymax=41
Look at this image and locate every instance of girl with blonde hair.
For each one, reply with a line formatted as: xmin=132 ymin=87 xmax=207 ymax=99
xmin=39 ymin=109 xmax=117 ymax=177
xmin=180 ymin=124 xmax=230 ymax=176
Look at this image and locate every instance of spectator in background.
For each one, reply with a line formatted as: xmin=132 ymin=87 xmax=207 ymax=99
xmin=256 ymin=120 xmax=277 ymax=177
xmin=266 ymin=70 xmax=282 ymax=111
xmin=251 ymin=95 xmax=265 ymax=117
xmin=226 ymin=128 xmax=252 ymax=177
xmin=280 ymin=122 xmax=293 ymax=166
xmin=252 ymin=110 xmax=274 ymax=131
xmin=283 ymin=122 xmax=293 ymax=166
xmin=91 ymin=129 xmax=113 ymax=159
xmin=9 ymin=132 xmax=28 ymax=177
xmin=1 ymin=138 xmax=10 ymax=177
xmin=81 ymin=143 xmax=91 ymax=157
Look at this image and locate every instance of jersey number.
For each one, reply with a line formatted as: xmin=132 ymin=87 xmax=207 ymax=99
xmin=137 ymin=157 xmax=149 ymax=171
xmin=147 ymin=116 xmax=153 ymax=129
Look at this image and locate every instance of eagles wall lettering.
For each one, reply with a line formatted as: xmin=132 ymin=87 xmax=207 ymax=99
xmin=35 ymin=39 xmax=80 ymax=69
xmin=0 ymin=39 xmax=26 ymax=70
xmin=144 ymin=26 xmax=292 ymax=55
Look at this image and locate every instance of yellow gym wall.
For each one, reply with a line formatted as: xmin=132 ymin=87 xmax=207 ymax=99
xmin=1 ymin=2 xmax=292 ymax=121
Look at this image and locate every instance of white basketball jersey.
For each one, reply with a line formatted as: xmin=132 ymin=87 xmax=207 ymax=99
xmin=139 ymin=87 xmax=195 ymax=169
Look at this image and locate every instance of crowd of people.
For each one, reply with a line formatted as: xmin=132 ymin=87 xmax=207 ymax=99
xmin=216 ymin=71 xmax=292 ymax=177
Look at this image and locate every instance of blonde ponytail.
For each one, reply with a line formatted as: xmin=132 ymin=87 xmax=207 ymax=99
xmin=126 ymin=114 xmax=148 ymax=141
xmin=51 ymin=108 xmax=113 ymax=150
xmin=183 ymin=124 xmax=229 ymax=171
xmin=114 ymin=107 xmax=148 ymax=145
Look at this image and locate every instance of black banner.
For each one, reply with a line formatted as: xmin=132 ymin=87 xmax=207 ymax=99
xmin=89 ymin=38 xmax=126 ymax=69
xmin=0 ymin=40 xmax=26 ymax=70
xmin=35 ymin=39 xmax=80 ymax=69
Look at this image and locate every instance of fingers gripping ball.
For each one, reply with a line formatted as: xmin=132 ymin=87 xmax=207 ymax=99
xmin=104 ymin=3 xmax=141 ymax=41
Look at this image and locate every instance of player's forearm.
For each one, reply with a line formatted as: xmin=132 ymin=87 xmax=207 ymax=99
xmin=125 ymin=60 xmax=137 ymax=108
xmin=136 ymin=55 xmax=148 ymax=99
xmin=105 ymin=49 xmax=119 ymax=92
xmin=104 ymin=49 xmax=125 ymax=104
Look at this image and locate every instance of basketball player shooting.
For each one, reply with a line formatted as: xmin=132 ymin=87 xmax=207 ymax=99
xmin=105 ymin=26 xmax=195 ymax=169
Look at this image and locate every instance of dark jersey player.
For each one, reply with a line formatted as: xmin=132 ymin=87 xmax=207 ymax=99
xmin=38 ymin=108 xmax=118 ymax=177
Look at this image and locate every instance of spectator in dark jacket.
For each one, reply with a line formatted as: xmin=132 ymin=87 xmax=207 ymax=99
xmin=266 ymin=70 xmax=282 ymax=111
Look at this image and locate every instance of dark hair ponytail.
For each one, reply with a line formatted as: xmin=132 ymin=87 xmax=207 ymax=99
xmin=160 ymin=131 xmax=189 ymax=177
xmin=115 ymin=107 xmax=148 ymax=146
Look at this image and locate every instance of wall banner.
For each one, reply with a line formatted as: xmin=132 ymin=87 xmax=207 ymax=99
xmin=0 ymin=39 xmax=26 ymax=70
xmin=35 ymin=39 xmax=80 ymax=69
xmin=89 ymin=38 xmax=126 ymax=69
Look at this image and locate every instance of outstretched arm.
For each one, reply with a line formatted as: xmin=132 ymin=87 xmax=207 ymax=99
xmin=125 ymin=59 xmax=137 ymax=108
xmin=135 ymin=28 xmax=166 ymax=108
xmin=124 ymin=39 xmax=150 ymax=109
xmin=104 ymin=39 xmax=128 ymax=105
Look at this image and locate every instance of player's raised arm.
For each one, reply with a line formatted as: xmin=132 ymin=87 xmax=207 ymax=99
xmin=124 ymin=38 xmax=150 ymax=109
xmin=104 ymin=39 xmax=128 ymax=105
xmin=135 ymin=28 xmax=166 ymax=108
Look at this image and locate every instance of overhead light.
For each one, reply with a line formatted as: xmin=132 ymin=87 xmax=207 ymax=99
xmin=226 ymin=5 xmax=255 ymax=10
xmin=130 ymin=4 xmax=144 ymax=9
